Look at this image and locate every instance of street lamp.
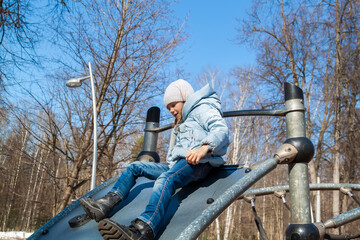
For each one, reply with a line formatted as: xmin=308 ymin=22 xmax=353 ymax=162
xmin=66 ymin=62 xmax=98 ymax=191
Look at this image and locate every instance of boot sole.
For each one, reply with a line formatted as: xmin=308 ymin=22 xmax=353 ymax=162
xmin=98 ymin=219 xmax=133 ymax=240
xmin=79 ymin=198 xmax=106 ymax=222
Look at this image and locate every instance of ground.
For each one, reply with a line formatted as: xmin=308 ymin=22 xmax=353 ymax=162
xmin=0 ymin=232 xmax=32 ymax=240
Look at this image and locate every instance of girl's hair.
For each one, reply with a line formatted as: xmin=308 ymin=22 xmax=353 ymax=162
xmin=172 ymin=102 xmax=184 ymax=131
xmin=169 ymin=100 xmax=185 ymax=131
xmin=173 ymin=116 xmax=181 ymax=130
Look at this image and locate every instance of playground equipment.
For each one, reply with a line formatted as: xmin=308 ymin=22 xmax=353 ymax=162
xmin=28 ymin=83 xmax=360 ymax=240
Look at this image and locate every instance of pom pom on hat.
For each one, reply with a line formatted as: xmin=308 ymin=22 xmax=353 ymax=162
xmin=163 ymin=79 xmax=194 ymax=107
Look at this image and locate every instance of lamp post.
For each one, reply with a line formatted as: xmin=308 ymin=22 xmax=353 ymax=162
xmin=66 ymin=62 xmax=98 ymax=191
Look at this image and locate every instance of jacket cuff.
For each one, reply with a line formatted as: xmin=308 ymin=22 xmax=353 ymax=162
xmin=201 ymin=142 xmax=215 ymax=153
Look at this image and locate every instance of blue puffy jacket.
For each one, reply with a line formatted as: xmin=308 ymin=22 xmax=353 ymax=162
xmin=166 ymin=84 xmax=230 ymax=168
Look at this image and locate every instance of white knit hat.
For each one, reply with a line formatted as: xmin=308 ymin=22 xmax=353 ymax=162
xmin=163 ymin=79 xmax=194 ymax=107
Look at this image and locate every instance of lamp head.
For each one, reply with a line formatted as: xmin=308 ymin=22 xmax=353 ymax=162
xmin=66 ymin=76 xmax=90 ymax=88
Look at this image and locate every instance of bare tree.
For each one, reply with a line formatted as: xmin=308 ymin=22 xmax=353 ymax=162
xmin=10 ymin=0 xmax=186 ymax=212
xmin=236 ymin=0 xmax=355 ymax=185
xmin=0 ymin=0 xmax=186 ymax=231
xmin=0 ymin=0 xmax=37 ymax=84
xmin=234 ymin=0 xmax=359 ymax=237
xmin=327 ymin=0 xmax=360 ymax=233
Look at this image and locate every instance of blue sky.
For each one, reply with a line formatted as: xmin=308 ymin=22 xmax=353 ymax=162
xmin=172 ymin=0 xmax=256 ymax=80
xmin=8 ymin=0 xmax=257 ymax=109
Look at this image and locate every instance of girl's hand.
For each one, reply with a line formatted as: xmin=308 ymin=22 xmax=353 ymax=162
xmin=185 ymin=145 xmax=209 ymax=165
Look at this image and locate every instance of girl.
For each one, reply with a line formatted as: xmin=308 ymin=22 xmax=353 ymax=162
xmin=80 ymin=79 xmax=229 ymax=240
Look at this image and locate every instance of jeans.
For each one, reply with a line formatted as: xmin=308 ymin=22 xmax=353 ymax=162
xmin=110 ymin=159 xmax=212 ymax=235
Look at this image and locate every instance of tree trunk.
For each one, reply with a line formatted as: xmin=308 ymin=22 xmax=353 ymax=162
xmin=29 ymin=151 xmax=47 ymax=231
xmin=215 ymin=218 xmax=221 ymax=240
xmin=332 ymin=0 xmax=342 ymax=234
xmin=223 ymin=204 xmax=234 ymax=240
xmin=2 ymin=130 xmax=28 ymax=231
xmin=21 ymin=146 xmax=40 ymax=230
xmin=281 ymin=0 xmax=299 ymax=86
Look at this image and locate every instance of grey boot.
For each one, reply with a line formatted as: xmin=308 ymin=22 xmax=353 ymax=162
xmin=79 ymin=192 xmax=121 ymax=222
xmin=98 ymin=218 xmax=155 ymax=240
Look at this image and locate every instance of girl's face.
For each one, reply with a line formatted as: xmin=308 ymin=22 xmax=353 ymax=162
xmin=167 ymin=101 xmax=184 ymax=121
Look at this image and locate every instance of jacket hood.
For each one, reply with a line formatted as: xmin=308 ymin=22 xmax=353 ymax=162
xmin=182 ymin=84 xmax=222 ymax=121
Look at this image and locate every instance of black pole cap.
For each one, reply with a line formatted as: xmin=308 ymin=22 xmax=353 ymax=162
xmin=137 ymin=151 xmax=160 ymax=163
xmin=284 ymin=82 xmax=304 ymax=101
xmin=146 ymin=107 xmax=160 ymax=123
xmin=284 ymin=137 xmax=315 ymax=163
xmin=286 ymin=224 xmax=320 ymax=240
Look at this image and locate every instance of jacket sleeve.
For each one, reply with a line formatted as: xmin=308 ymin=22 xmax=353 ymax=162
xmin=194 ymin=104 xmax=230 ymax=154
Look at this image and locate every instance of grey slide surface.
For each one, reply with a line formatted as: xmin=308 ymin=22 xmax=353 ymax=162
xmin=28 ymin=165 xmax=248 ymax=240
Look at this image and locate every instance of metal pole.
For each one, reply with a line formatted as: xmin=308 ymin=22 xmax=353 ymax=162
xmin=284 ymin=82 xmax=319 ymax=239
xmin=176 ymin=157 xmax=279 ymax=240
xmin=284 ymin=82 xmax=311 ymax=223
xmin=223 ymin=109 xmax=286 ymax=117
xmin=137 ymin=107 xmax=160 ymax=162
xmin=143 ymin=107 xmax=160 ymax=152
xmin=89 ymin=62 xmax=98 ymax=190
xmin=316 ymin=177 xmax=321 ymax=222
xmin=237 ymin=183 xmax=360 ymax=199
xmin=324 ymin=207 xmax=360 ymax=228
